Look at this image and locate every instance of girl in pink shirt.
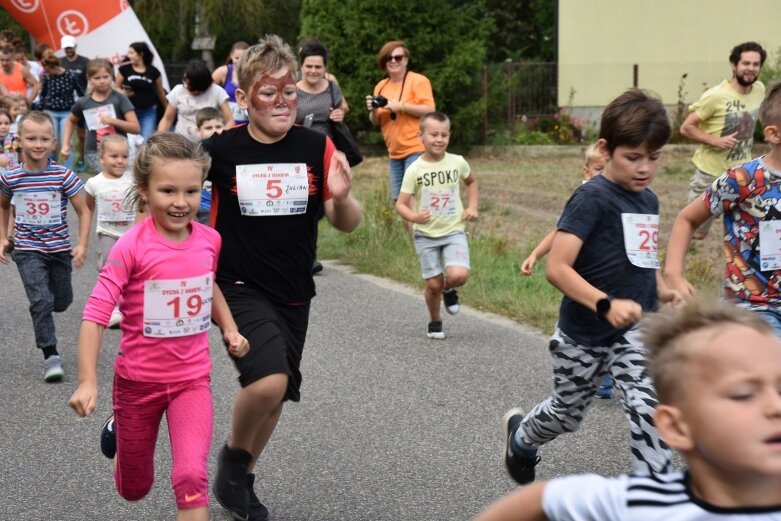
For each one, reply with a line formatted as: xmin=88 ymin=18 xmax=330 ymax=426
xmin=69 ymin=133 xmax=248 ymax=521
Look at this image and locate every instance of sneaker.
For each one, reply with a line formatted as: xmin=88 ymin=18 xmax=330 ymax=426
xmin=213 ymin=444 xmax=251 ymax=521
xmin=75 ymin=159 xmax=85 ymax=173
xmin=426 ymin=320 xmax=445 ymax=339
xmin=596 ymin=374 xmax=614 ymax=399
xmin=43 ymin=355 xmax=64 ymax=382
xmin=100 ymin=415 xmax=116 ymax=459
xmin=246 ymin=473 xmax=269 ymax=521
xmin=312 ymin=260 xmax=323 ymax=275
xmin=502 ymin=407 xmax=540 ymax=485
xmin=442 ymin=289 xmax=460 ymax=315
xmin=108 ymin=308 xmax=123 ymax=329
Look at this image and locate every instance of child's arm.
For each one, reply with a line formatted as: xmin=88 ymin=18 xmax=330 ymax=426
xmin=463 ymin=174 xmax=479 ymax=221
xmin=521 ymin=230 xmax=555 ymax=276
xmin=395 ymin=192 xmax=430 ymax=224
xmin=69 ymin=191 xmax=92 ymax=268
xmin=68 ymin=320 xmax=105 ymax=417
xmin=546 ymin=231 xmax=642 ymax=328
xmin=60 ymin=114 xmax=78 ymax=158
xmin=157 ymin=104 xmax=177 ymax=133
xmin=0 ymin=193 xmax=10 ymax=264
xmin=664 ymin=199 xmax=712 ymax=297
xmin=472 ymin=482 xmax=549 ymax=521
xmin=101 ymin=109 xmax=140 ymax=135
xmin=211 ymin=284 xmax=249 ymax=358
xmin=324 ymin=152 xmax=362 ymax=232
xmin=656 ymin=270 xmax=683 ymax=307
xmin=219 ymin=100 xmax=236 ymax=129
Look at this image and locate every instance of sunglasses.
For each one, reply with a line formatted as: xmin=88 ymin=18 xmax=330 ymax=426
xmin=388 ymin=54 xmax=406 ymax=63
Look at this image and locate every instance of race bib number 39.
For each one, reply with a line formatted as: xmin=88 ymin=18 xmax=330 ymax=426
xmin=621 ymin=213 xmax=660 ymax=269
xmin=12 ymin=191 xmax=62 ymax=226
xmin=98 ymin=190 xmax=134 ymax=222
xmin=421 ymin=187 xmax=458 ymax=217
xmin=143 ymin=275 xmax=213 ymax=337
xmin=235 ymin=163 xmax=309 ymax=216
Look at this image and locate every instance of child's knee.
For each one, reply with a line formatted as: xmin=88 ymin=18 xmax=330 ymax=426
xmin=425 ymin=275 xmax=445 ymax=293
xmin=117 ymin=479 xmax=154 ymax=502
xmin=52 ymin=294 xmax=72 ymax=313
xmin=445 ymin=266 xmax=469 ymax=287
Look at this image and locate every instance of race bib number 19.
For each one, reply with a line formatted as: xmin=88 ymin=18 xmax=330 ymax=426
xmin=12 ymin=191 xmax=62 ymax=226
xmin=235 ymin=163 xmax=309 ymax=216
xmin=143 ymin=275 xmax=213 ymax=337
xmin=621 ymin=213 xmax=660 ymax=269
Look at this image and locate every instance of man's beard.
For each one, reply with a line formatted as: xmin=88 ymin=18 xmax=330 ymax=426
xmin=736 ymin=73 xmax=757 ymax=87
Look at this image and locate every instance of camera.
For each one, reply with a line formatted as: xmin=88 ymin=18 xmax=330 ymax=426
xmin=370 ymin=95 xmax=389 ymax=108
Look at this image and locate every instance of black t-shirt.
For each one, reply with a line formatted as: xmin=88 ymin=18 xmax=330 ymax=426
xmin=204 ymin=125 xmax=333 ymax=304
xmin=556 ymin=175 xmax=659 ymax=346
xmin=60 ymin=55 xmax=89 ymax=92
xmin=118 ymin=64 xmax=162 ymax=109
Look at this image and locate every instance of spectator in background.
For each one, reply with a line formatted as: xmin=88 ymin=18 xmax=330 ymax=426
xmin=212 ymin=41 xmax=249 ymax=125
xmin=37 ymin=49 xmax=83 ymax=161
xmin=0 ymin=46 xmax=39 ymax=102
xmin=14 ymin=42 xmax=43 ymax=94
xmin=59 ymin=35 xmax=90 ymax=172
xmin=115 ymin=42 xmax=168 ymax=140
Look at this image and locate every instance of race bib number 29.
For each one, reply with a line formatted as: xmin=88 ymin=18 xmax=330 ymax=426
xmin=621 ymin=213 xmax=660 ymax=269
xmin=235 ymin=163 xmax=309 ymax=216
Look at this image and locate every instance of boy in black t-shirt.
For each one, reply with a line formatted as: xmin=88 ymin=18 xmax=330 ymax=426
xmin=204 ymin=35 xmax=361 ymax=521
xmin=503 ymin=89 xmax=681 ymax=486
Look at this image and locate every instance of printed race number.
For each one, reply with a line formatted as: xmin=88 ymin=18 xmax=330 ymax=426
xmin=12 ymin=191 xmax=62 ymax=226
xmin=143 ymin=275 xmax=213 ymax=337
xmin=235 ymin=163 xmax=309 ymax=216
xmin=421 ymin=188 xmax=458 ymax=217
xmin=621 ymin=213 xmax=660 ymax=269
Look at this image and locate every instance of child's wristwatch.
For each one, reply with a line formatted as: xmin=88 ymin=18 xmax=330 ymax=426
xmin=596 ymin=295 xmax=613 ymax=321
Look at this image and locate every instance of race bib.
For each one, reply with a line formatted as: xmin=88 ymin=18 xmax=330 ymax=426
xmin=229 ymin=101 xmax=248 ymax=122
xmin=143 ymin=275 xmax=213 ymax=338
xmin=12 ymin=191 xmax=62 ymax=226
xmin=97 ymin=189 xmax=134 ymax=222
xmin=421 ymin=188 xmax=458 ymax=217
xmin=759 ymin=220 xmax=781 ymax=271
xmin=235 ymin=163 xmax=309 ymax=216
xmin=83 ymin=105 xmax=117 ymax=131
xmin=621 ymin=213 xmax=659 ymax=269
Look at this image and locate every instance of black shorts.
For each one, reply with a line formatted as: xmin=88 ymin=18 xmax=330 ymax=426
xmin=219 ymin=283 xmax=310 ymax=402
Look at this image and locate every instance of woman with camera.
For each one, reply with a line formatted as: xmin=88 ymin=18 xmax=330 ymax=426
xmin=366 ymin=40 xmax=435 ymax=202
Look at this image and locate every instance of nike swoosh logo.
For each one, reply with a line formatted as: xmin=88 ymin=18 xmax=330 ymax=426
xmin=184 ymin=492 xmax=203 ymax=502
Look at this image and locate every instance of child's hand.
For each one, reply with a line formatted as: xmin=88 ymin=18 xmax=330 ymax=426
xmin=0 ymin=238 xmax=10 ymax=264
xmin=520 ymin=255 xmax=536 ymax=276
xmin=327 ymin=151 xmax=353 ymax=201
xmin=463 ymin=206 xmax=479 ymax=221
xmin=60 ymin=144 xmax=71 ymax=158
xmin=666 ymin=275 xmax=696 ymax=298
xmin=659 ymin=288 xmax=684 ymax=308
xmin=224 ymin=330 xmax=250 ymax=358
xmin=415 ymin=209 xmax=431 ymax=224
xmin=69 ymin=383 xmax=98 ymax=417
xmin=0 ymin=155 xmax=7 ymax=168
xmin=604 ymin=298 xmax=643 ymax=329
xmin=71 ymin=244 xmax=86 ymax=268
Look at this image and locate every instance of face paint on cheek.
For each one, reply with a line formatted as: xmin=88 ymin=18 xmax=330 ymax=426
xmin=249 ymin=71 xmax=297 ymax=114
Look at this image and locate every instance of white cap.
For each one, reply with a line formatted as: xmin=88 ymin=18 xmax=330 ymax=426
xmin=60 ymin=35 xmax=77 ymax=49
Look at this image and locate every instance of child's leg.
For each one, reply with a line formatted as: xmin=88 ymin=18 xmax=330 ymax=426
xmin=514 ymin=328 xmax=605 ymax=448
xmin=442 ymin=231 xmax=471 ymax=290
xmin=414 ymin=234 xmax=447 ymax=322
xmin=165 ymin=375 xmax=212 ymax=513
xmin=424 ymin=275 xmax=445 ymax=322
xmin=48 ymin=251 xmax=74 ymax=313
xmin=97 ymin=234 xmax=119 ymax=270
xmin=12 ymin=250 xmax=61 ymax=353
xmin=609 ymin=327 xmax=672 ymax=474
xmin=113 ymin=375 xmax=166 ymax=502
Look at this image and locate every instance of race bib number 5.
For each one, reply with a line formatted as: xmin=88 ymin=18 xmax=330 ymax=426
xmin=621 ymin=213 xmax=660 ymax=269
xmin=143 ymin=275 xmax=213 ymax=337
xmin=12 ymin=191 xmax=62 ymax=226
xmin=235 ymin=163 xmax=309 ymax=216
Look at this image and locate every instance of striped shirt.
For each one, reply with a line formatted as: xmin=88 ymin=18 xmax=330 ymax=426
xmin=0 ymin=161 xmax=84 ymax=253
xmin=543 ymin=472 xmax=781 ymax=520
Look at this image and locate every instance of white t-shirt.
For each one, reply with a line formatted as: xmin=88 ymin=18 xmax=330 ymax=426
xmin=84 ymin=172 xmax=135 ymax=238
xmin=543 ymin=472 xmax=781 ymax=520
xmin=166 ymin=83 xmax=228 ymax=141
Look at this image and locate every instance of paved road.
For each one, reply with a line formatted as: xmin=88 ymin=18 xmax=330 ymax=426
xmin=0 ymin=227 xmax=648 ymax=520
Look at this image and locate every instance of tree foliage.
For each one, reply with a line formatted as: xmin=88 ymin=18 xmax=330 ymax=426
xmin=300 ymin=0 xmax=493 ymax=148
xmin=482 ymin=0 xmax=555 ymax=61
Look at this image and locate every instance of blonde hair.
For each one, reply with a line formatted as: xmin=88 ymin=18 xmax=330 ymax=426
xmin=128 ymin=132 xmax=211 ymax=208
xmin=583 ymin=143 xmax=602 ymax=166
xmin=236 ymin=35 xmax=297 ymax=92
xmin=643 ymin=300 xmax=772 ymax=403
xmin=98 ymin=134 xmax=129 ymax=156
xmin=86 ymin=58 xmax=113 ymax=79
xmin=17 ymin=110 xmax=54 ymax=135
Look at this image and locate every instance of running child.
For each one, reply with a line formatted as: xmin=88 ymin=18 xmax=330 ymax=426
xmin=666 ymin=82 xmax=781 ymax=336
xmin=503 ymin=89 xmax=679 ymax=486
xmin=194 ymin=106 xmax=224 ymax=225
xmin=83 ymin=135 xmax=134 ymax=328
xmin=68 ymin=132 xmax=249 ymax=521
xmin=474 ymin=299 xmax=781 ymax=521
xmin=0 ymin=110 xmax=91 ymax=382
xmin=61 ymin=59 xmax=140 ymax=174
xmin=395 ymin=110 xmax=478 ymax=339
xmin=0 ymin=107 xmax=17 ymax=171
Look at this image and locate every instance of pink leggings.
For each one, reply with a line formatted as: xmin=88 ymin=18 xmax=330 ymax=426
xmin=112 ymin=374 xmax=212 ymax=509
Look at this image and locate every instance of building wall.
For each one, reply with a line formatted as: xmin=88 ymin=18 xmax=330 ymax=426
xmin=558 ymin=0 xmax=781 ymax=112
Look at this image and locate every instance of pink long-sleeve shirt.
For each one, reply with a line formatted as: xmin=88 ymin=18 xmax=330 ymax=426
xmin=83 ymin=217 xmax=221 ymax=383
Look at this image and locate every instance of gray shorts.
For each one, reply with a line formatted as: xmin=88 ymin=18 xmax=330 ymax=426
xmin=413 ymin=230 xmax=470 ymax=280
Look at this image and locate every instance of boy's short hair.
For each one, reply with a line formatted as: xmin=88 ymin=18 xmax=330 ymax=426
xmin=599 ymin=89 xmax=671 ymax=154
xmin=759 ymin=82 xmax=781 ymax=128
xmin=196 ymin=107 xmax=224 ymax=128
xmin=419 ymin=111 xmax=450 ymax=132
xmin=643 ymin=300 xmax=772 ymax=404
xmin=729 ymin=41 xmax=767 ymax=66
xmin=236 ymin=35 xmax=297 ymax=92
xmin=17 ymin=110 xmax=54 ymax=135
xmin=583 ymin=143 xmax=601 ymax=165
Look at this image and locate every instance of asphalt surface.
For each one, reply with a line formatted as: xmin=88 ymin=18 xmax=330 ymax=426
xmin=0 ymin=217 xmax=660 ymax=520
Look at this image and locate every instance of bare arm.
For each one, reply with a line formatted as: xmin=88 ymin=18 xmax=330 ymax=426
xmin=101 ymin=108 xmax=140 ymax=135
xmin=521 ymin=230 xmax=556 ymax=276
xmin=212 ymin=65 xmax=228 ymax=86
xmin=463 ymin=174 xmax=479 ymax=221
xmin=385 ymin=98 xmax=435 ymax=118
xmin=472 ymin=482 xmax=549 ymax=521
xmin=211 ymin=284 xmax=249 ymax=358
xmin=157 ymin=103 xmax=177 ymax=133
xmin=154 ymin=76 xmax=168 ymax=109
xmin=680 ymin=111 xmax=737 ymax=151
xmin=324 ymin=152 xmax=362 ymax=232
xmin=664 ymin=199 xmax=713 ymax=296
xmin=0 ymin=193 xmax=11 ymax=264
xmin=22 ymin=67 xmax=40 ymax=102
xmin=69 ymin=191 xmax=92 ymax=268
xmin=395 ymin=191 xmax=429 ymax=224
xmin=68 ymin=320 xmax=105 ymax=417
xmin=60 ymin=114 xmax=78 ymax=157
xmin=219 ymin=99 xmax=235 ymax=129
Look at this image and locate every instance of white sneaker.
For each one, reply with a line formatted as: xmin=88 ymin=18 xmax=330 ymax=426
xmin=43 ymin=355 xmax=64 ymax=383
xmin=108 ymin=308 xmax=123 ymax=329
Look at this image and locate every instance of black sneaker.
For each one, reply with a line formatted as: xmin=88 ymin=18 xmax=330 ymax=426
xmin=427 ymin=320 xmax=445 ymax=339
xmin=100 ymin=415 xmax=116 ymax=459
xmin=213 ymin=444 xmax=252 ymax=521
xmin=502 ymin=408 xmax=540 ymax=485
xmin=442 ymin=289 xmax=460 ymax=315
xmin=246 ymin=473 xmax=269 ymax=521
xmin=312 ymin=260 xmax=323 ymax=275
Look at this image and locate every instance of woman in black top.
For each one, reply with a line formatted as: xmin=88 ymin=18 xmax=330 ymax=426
xmin=115 ymin=42 xmax=167 ymax=139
